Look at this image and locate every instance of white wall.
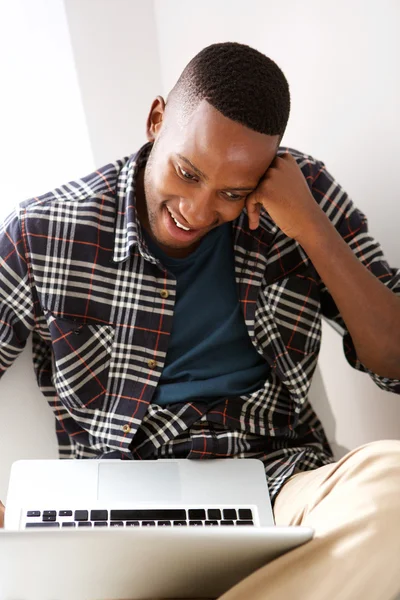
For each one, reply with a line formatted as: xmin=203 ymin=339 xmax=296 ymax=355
xmin=319 ymin=320 xmax=400 ymax=459
xmin=0 ymin=0 xmax=94 ymax=219
xmin=63 ymin=0 xmax=161 ymax=165
xmin=0 ymin=0 xmax=95 ymax=499
xmin=152 ymin=0 xmax=400 ymax=456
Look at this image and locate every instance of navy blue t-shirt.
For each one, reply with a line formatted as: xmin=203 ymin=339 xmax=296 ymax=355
xmin=143 ymin=222 xmax=270 ymax=406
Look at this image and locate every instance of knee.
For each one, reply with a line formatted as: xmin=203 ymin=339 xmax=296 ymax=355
xmin=346 ymin=439 xmax=400 ymax=489
xmin=353 ymin=439 xmax=400 ymax=460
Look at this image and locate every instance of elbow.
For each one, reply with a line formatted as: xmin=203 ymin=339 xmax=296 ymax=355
xmin=359 ymin=348 xmax=400 ymax=379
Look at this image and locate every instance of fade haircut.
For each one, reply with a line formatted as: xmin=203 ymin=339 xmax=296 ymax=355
xmin=167 ymin=42 xmax=291 ymax=143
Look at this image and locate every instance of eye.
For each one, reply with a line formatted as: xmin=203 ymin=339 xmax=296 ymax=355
xmin=224 ymin=191 xmax=246 ymax=201
xmin=178 ymin=166 xmax=197 ymax=181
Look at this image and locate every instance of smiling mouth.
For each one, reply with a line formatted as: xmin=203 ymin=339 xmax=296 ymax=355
xmin=166 ymin=206 xmax=193 ymax=231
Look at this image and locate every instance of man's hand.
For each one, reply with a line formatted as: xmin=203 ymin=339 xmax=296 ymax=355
xmin=246 ymin=150 xmax=325 ymax=240
xmin=0 ymin=501 xmax=4 ymax=528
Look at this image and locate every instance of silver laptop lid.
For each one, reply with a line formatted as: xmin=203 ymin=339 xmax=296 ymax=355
xmin=0 ymin=525 xmax=314 ymax=599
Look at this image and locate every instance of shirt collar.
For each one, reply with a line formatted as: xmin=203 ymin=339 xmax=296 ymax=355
xmin=112 ymin=141 xmax=154 ymax=263
xmin=112 ymin=142 xmax=279 ymax=264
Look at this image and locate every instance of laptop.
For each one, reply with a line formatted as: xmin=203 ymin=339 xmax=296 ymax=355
xmin=0 ymin=458 xmax=314 ymax=599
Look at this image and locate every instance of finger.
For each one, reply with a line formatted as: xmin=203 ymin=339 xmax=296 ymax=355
xmin=246 ymin=200 xmax=261 ymax=230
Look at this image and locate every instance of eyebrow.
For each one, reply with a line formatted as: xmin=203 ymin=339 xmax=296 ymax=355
xmin=176 ymin=153 xmax=257 ymax=191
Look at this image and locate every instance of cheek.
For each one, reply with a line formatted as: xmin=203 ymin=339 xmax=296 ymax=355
xmin=220 ymin=201 xmax=246 ymax=222
xmin=152 ymin=169 xmax=183 ymax=204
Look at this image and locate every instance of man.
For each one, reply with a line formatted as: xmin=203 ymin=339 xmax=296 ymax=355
xmin=0 ymin=41 xmax=399 ymax=598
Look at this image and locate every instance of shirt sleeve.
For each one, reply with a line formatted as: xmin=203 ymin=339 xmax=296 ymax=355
xmin=311 ymin=160 xmax=400 ymax=395
xmin=0 ymin=208 xmax=36 ymax=378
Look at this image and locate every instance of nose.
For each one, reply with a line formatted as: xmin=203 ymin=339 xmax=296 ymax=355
xmin=179 ymin=191 xmax=217 ymax=229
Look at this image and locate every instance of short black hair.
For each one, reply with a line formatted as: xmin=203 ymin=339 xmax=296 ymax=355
xmin=168 ymin=42 xmax=291 ymax=142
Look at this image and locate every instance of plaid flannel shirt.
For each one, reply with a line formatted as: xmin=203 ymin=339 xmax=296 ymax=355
xmin=1 ymin=142 xmax=399 ymax=504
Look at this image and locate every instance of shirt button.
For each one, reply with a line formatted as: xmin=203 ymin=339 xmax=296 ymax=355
xmin=122 ymin=424 xmax=131 ymax=433
xmin=147 ymin=359 xmax=157 ymax=368
xmin=160 ymin=289 xmax=169 ymax=299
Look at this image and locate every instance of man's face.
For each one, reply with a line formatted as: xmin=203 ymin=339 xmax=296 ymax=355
xmin=137 ymin=98 xmax=280 ymax=258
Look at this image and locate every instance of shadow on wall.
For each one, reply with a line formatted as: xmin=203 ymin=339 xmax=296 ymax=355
xmin=307 ymin=362 xmax=350 ymax=460
xmin=0 ymin=341 xmax=58 ymax=499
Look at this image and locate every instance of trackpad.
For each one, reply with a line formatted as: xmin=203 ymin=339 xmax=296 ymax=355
xmin=97 ymin=462 xmax=182 ymax=503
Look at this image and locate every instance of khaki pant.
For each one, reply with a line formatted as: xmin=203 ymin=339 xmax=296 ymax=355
xmin=217 ymin=439 xmax=400 ymax=600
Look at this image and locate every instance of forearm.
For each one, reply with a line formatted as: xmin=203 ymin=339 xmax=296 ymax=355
xmin=296 ymin=213 xmax=400 ymax=378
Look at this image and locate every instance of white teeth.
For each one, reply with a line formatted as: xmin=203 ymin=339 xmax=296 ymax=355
xmin=167 ymin=207 xmax=191 ymax=231
xmin=174 ymin=219 xmax=191 ymax=231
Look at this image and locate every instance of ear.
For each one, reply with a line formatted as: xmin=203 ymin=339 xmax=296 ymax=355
xmin=146 ymin=96 xmax=166 ymax=142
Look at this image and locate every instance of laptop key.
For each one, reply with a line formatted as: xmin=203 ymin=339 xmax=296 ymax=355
xmin=126 ymin=521 xmax=140 ymax=527
xmin=238 ymin=509 xmax=253 ymax=520
xmin=94 ymin=521 xmax=108 ymax=527
xmin=221 ymin=520 xmax=235 ymax=526
xmin=158 ymin=521 xmax=171 ymax=526
xmin=207 ymin=509 xmax=221 ymax=520
xmin=26 ymin=511 xmax=41 ymax=517
xmin=223 ymin=509 xmax=237 ymax=520
xmin=142 ymin=521 xmax=156 ymax=527
xmin=110 ymin=521 xmax=124 ymax=527
xmin=188 ymin=509 xmax=206 ymax=520
xmin=62 ymin=522 xmax=76 ymax=527
xmin=26 ymin=522 xmax=60 ymax=528
xmin=59 ymin=510 xmax=73 ymax=517
xmin=205 ymin=520 xmax=219 ymax=526
xmin=111 ymin=509 xmax=186 ymax=521
xmin=173 ymin=521 xmax=187 ymax=526
xmin=43 ymin=515 xmax=57 ymax=522
xmin=91 ymin=510 xmax=108 ymax=521
xmin=237 ymin=520 xmax=254 ymax=526
xmin=78 ymin=522 xmax=92 ymax=527
xmin=43 ymin=511 xmax=56 ymax=518
xmin=75 ymin=510 xmax=88 ymax=521
xmin=189 ymin=521 xmax=203 ymax=526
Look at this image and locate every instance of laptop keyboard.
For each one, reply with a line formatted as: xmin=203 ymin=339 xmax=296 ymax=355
xmin=24 ymin=508 xmax=255 ymax=528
